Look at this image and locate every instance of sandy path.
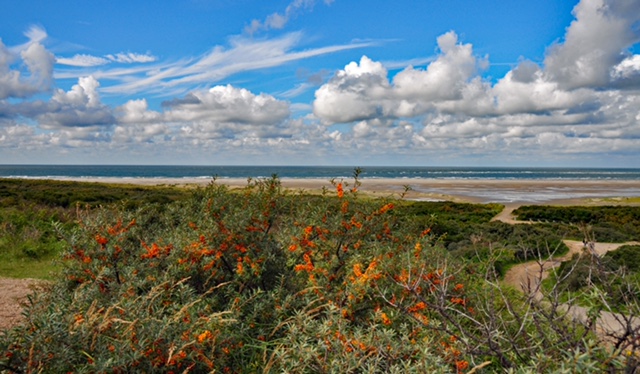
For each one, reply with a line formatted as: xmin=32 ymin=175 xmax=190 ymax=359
xmin=0 ymin=278 xmax=45 ymax=330
xmin=503 ymin=240 xmax=640 ymax=339
xmin=504 ymin=240 xmax=640 ymax=295
xmin=490 ymin=203 xmax=533 ymax=224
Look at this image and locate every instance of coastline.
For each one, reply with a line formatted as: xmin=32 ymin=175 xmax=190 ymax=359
xmin=23 ymin=176 xmax=640 ymax=206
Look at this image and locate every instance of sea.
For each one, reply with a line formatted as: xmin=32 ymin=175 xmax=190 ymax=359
xmin=1 ymin=165 xmax=640 ymax=181
xmin=2 ymin=165 xmax=640 ymax=203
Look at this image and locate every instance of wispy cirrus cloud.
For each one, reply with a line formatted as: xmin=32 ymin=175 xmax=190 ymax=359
xmin=56 ymin=54 xmax=110 ymax=67
xmin=105 ymin=52 xmax=156 ymax=64
xmin=245 ymin=0 xmax=334 ymax=35
xmin=56 ymin=52 xmax=157 ymax=67
xmin=54 ymin=32 xmax=375 ymax=96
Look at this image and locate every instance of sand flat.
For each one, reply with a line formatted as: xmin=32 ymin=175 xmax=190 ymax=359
xmin=35 ymin=176 xmax=640 ymax=205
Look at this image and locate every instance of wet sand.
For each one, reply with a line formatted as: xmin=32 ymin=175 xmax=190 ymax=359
xmin=42 ymin=176 xmax=640 ymax=205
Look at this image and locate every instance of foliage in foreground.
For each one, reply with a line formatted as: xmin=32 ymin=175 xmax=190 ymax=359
xmin=1 ymin=177 xmax=635 ymax=373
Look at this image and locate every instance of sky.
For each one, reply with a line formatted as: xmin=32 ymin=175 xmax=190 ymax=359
xmin=1 ymin=0 xmax=639 ymax=167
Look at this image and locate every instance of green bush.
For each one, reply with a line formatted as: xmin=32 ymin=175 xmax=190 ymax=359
xmin=604 ymin=245 xmax=640 ymax=272
xmin=513 ymin=205 xmax=640 ymax=241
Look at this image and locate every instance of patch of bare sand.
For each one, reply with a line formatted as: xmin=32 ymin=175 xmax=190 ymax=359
xmin=0 ymin=278 xmax=46 ymax=330
xmin=503 ymin=240 xmax=640 ymax=340
xmin=503 ymin=240 xmax=639 ymax=295
xmin=31 ymin=177 xmax=640 ymax=205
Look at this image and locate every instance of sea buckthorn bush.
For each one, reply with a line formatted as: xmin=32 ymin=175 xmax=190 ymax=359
xmin=0 ymin=176 xmax=632 ymax=373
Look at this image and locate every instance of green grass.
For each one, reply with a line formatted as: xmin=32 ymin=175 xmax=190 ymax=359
xmin=0 ymin=255 xmax=60 ymax=279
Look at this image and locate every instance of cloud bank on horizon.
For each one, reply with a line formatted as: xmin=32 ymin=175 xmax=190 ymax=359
xmin=0 ymin=0 xmax=639 ymax=167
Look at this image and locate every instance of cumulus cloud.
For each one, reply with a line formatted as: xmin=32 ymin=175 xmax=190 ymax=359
xmin=314 ymin=1 xmax=640 ymax=125
xmin=309 ymin=0 xmax=640 ymax=165
xmin=117 ymin=99 xmax=162 ymax=124
xmin=36 ymin=76 xmax=115 ymax=129
xmin=313 ymin=56 xmax=392 ymax=123
xmin=109 ymin=85 xmax=292 ymax=145
xmin=313 ymin=31 xmax=487 ymax=122
xmin=610 ymin=54 xmax=640 ymax=87
xmin=112 ymin=123 xmax=168 ymax=144
xmin=0 ymin=28 xmax=54 ymax=99
xmin=163 ymin=85 xmax=290 ymax=125
xmin=491 ymin=68 xmax=596 ymax=115
xmin=393 ymin=31 xmax=484 ymax=101
xmin=544 ymin=0 xmax=640 ymax=89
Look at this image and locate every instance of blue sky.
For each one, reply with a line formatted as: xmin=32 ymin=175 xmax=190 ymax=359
xmin=1 ymin=0 xmax=639 ymax=166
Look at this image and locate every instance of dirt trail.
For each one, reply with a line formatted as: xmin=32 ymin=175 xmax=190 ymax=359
xmin=503 ymin=240 xmax=640 ymax=338
xmin=491 ymin=204 xmax=525 ymax=224
xmin=0 ymin=278 xmax=44 ymax=330
xmin=503 ymin=240 xmax=640 ymax=295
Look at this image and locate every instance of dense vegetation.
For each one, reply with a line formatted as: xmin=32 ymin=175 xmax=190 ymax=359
xmin=399 ymin=203 xmax=570 ymax=277
xmin=513 ymin=205 xmax=640 ymax=242
xmin=0 ymin=178 xmax=189 ymax=209
xmin=0 ymin=177 xmax=638 ymax=372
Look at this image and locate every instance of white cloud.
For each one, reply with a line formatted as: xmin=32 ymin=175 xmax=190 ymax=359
xmin=245 ymin=0 xmax=332 ymax=35
xmin=37 ymin=76 xmax=115 ymax=129
xmin=313 ymin=55 xmax=392 ymax=123
xmin=57 ymin=54 xmax=110 ymax=67
xmin=57 ymin=52 xmax=156 ymax=67
xmin=313 ymin=31 xmax=487 ymax=123
xmin=308 ymin=1 xmax=640 ymax=166
xmin=85 ymin=33 xmax=374 ymax=96
xmin=491 ymin=69 xmax=596 ymax=115
xmin=164 ymin=84 xmax=290 ymax=126
xmin=544 ymin=0 xmax=640 ymax=89
xmin=52 ymin=76 xmax=101 ymax=107
xmin=105 ymin=52 xmax=157 ymax=63
xmin=0 ymin=30 xmax=54 ymax=99
xmin=23 ymin=25 xmax=47 ymax=44
xmin=612 ymin=55 xmax=640 ymax=79
xmin=112 ymin=123 xmax=168 ymax=144
xmin=109 ymin=85 xmax=293 ymax=145
xmin=610 ymin=54 xmax=640 ymax=87
xmin=393 ymin=31 xmax=483 ymax=101
xmin=117 ymin=99 xmax=162 ymax=124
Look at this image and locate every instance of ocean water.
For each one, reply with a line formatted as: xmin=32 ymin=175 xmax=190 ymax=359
xmin=1 ymin=165 xmax=640 ymax=181
xmin=2 ymin=165 xmax=640 ymax=203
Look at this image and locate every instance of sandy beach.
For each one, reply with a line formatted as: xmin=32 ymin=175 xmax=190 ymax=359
xmin=42 ymin=176 xmax=640 ymax=205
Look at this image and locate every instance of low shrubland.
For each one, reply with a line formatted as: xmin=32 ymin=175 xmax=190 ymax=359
xmin=513 ymin=205 xmax=640 ymax=242
xmin=1 ymin=176 xmax=637 ymax=372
